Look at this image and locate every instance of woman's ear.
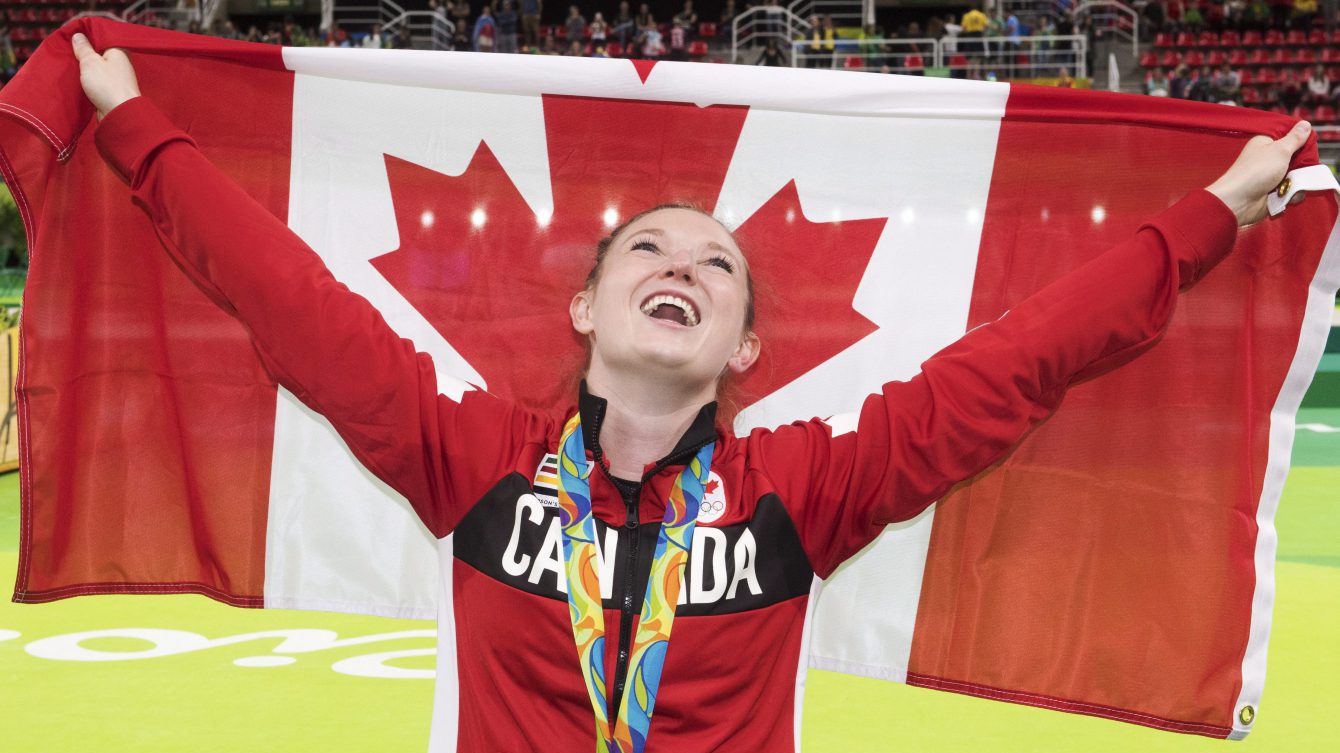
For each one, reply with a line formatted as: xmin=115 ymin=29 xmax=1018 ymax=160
xmin=570 ymin=289 xmax=595 ymax=335
xmin=726 ymin=331 xmax=761 ymax=375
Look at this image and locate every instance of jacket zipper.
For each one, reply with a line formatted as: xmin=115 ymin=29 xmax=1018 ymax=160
xmin=608 ymin=477 xmax=641 ymax=723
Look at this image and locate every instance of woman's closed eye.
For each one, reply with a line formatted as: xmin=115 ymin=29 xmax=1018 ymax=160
xmin=706 ymin=255 xmax=736 ymax=274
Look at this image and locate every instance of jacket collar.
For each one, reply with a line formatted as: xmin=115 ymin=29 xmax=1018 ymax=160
xmin=578 ymin=380 xmax=718 ymax=481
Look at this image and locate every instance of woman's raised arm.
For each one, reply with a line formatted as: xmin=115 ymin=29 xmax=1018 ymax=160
xmin=72 ymin=33 xmax=539 ymax=538
xmin=750 ymin=123 xmax=1312 ymax=577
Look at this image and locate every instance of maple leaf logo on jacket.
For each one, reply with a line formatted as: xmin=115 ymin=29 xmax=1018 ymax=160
xmin=370 ymin=95 xmax=884 ymax=414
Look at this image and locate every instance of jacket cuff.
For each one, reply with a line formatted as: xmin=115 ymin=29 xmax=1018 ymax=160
xmin=1145 ymin=188 xmax=1239 ymax=289
xmin=93 ymin=96 xmax=198 ymax=188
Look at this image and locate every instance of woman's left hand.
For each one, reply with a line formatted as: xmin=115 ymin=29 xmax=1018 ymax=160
xmin=1206 ymin=120 xmax=1313 ymax=226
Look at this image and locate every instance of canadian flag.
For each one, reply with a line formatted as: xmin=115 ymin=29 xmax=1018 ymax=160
xmin=3 ymin=17 xmax=1338 ymax=747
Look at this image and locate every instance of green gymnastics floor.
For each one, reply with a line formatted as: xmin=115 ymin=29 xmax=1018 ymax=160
xmin=1 ymin=414 xmax=1336 ymax=753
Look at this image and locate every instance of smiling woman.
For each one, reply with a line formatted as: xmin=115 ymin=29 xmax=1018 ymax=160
xmin=65 ymin=29 xmax=1318 ymax=753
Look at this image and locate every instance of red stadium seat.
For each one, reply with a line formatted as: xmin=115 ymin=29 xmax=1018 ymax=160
xmin=606 ymin=41 xmax=623 ymax=57
xmin=688 ymin=40 xmax=707 ymax=57
xmin=1229 ymin=49 xmax=1247 ymax=66
xmin=1256 ymin=67 xmax=1277 ymax=84
xmin=949 ymin=54 xmax=968 ymax=69
xmin=1154 ymin=32 xmax=1173 ymax=48
xmin=1297 ymin=48 xmax=1315 ymax=65
xmin=1160 ymin=51 xmax=1180 ymax=67
xmin=1265 ymin=29 xmax=1284 ymax=45
xmin=1314 ymin=105 xmax=1337 ymax=123
xmin=1220 ymin=30 xmax=1240 ymax=47
xmin=1207 ymin=50 xmax=1226 ymax=66
xmin=1292 ymin=106 xmax=1312 ymax=121
xmin=1140 ymin=51 xmax=1158 ymax=68
xmin=1328 ymin=66 xmax=1340 ymax=82
xmin=1273 ymin=48 xmax=1294 ymax=64
xmin=1331 ymin=29 xmax=1340 ymax=45
xmin=1324 ymin=48 xmax=1340 ymax=63
xmin=1184 ymin=50 xmax=1204 ymax=66
xmin=1249 ymin=48 xmax=1269 ymax=65
xmin=1321 ymin=129 xmax=1340 ymax=142
xmin=1198 ymin=31 xmax=1218 ymax=47
xmin=698 ymin=22 xmax=716 ymax=38
xmin=1175 ymin=31 xmax=1196 ymax=47
xmin=1309 ymin=29 xmax=1326 ymax=45
xmin=1237 ymin=68 xmax=1254 ymax=85
xmin=1242 ymin=87 xmax=1262 ymax=104
xmin=843 ymin=55 xmax=864 ymax=70
xmin=1242 ymin=30 xmax=1262 ymax=46
xmin=1286 ymin=29 xmax=1307 ymax=46
xmin=903 ymin=53 xmax=924 ymax=70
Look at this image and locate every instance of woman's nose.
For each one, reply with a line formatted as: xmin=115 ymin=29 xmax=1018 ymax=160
xmin=663 ymin=253 xmax=696 ymax=283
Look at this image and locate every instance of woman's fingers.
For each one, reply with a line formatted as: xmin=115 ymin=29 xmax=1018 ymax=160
xmin=70 ymin=32 xmax=140 ymax=120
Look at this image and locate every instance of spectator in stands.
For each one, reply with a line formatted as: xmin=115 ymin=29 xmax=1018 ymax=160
xmin=520 ymin=0 xmax=542 ymax=49
xmin=1246 ymin=0 xmax=1271 ymax=29
xmin=669 ymin=22 xmax=688 ymax=61
xmin=1170 ymin=64 xmax=1192 ymax=98
xmin=1305 ymin=65 xmax=1330 ymax=105
xmin=1212 ymin=65 xmax=1240 ymax=104
xmin=452 ymin=0 xmax=473 ymax=36
xmin=363 ymin=23 xmax=387 ymax=49
xmin=1222 ymin=0 xmax=1244 ymax=28
xmin=614 ymin=1 xmax=636 ymax=51
xmin=1147 ymin=66 xmax=1171 ymax=96
xmin=473 ymin=5 xmax=497 ymax=52
xmin=567 ymin=39 xmax=586 ymax=56
xmin=635 ymin=3 xmax=655 ymax=52
xmin=720 ymin=0 xmax=738 ymax=39
xmin=566 ymin=5 xmax=588 ymax=43
xmin=758 ymin=38 xmax=786 ymax=66
xmin=590 ymin=12 xmax=609 ymax=45
xmin=1292 ymin=0 xmax=1319 ymax=28
xmin=641 ymin=19 xmax=665 ymax=59
xmin=804 ymin=14 xmax=823 ymax=68
xmin=962 ymin=3 xmax=988 ymax=55
xmin=393 ymin=24 xmax=414 ymax=48
xmin=1189 ymin=64 xmax=1216 ymax=101
xmin=429 ymin=0 xmax=452 ymax=50
xmin=821 ymin=15 xmax=837 ymax=65
xmin=674 ymin=1 xmax=698 ymax=35
xmin=942 ymin=13 xmax=962 ymax=54
xmin=1056 ymin=66 xmax=1075 ymax=87
xmin=1183 ymin=1 xmax=1205 ymax=32
xmin=496 ymin=0 xmax=519 ymax=54
xmin=325 ymin=23 xmax=351 ymax=48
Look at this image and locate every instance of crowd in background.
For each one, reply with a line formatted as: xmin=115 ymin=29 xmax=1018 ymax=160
xmin=1138 ymin=0 xmax=1340 ymax=116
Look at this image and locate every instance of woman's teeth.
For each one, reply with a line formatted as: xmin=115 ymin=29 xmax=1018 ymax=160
xmin=640 ymin=294 xmax=700 ymax=327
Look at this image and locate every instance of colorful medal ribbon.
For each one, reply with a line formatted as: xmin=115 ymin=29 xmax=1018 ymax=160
xmin=555 ymin=412 xmax=714 ymax=753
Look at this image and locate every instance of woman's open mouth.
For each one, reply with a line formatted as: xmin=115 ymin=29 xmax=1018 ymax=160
xmin=639 ymin=293 xmax=700 ymax=327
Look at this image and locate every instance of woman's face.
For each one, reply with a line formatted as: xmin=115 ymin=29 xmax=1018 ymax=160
xmin=571 ymin=208 xmax=759 ymax=388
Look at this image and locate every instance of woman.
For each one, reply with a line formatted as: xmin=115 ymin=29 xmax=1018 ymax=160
xmin=71 ymin=32 xmax=1307 ymax=753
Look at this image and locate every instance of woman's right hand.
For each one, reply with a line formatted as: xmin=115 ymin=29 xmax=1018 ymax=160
xmin=71 ymin=32 xmax=141 ymax=120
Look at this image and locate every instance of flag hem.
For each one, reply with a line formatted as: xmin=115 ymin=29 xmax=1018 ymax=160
xmin=904 ymin=671 xmax=1233 ymax=738
xmin=1231 ymin=196 xmax=1340 ymax=740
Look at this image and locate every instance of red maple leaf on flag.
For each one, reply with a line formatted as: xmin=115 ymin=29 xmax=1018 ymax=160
xmin=371 ymin=92 xmax=885 ymax=417
xmin=704 ymin=479 xmax=720 ymax=495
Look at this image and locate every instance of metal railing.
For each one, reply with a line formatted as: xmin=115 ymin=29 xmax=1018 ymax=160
xmin=787 ymin=0 xmax=864 ymax=28
xmin=122 ymin=0 xmax=204 ymax=30
xmin=1073 ymin=0 xmax=1138 ymax=56
xmin=791 ymin=38 xmax=934 ymax=73
xmin=730 ymin=5 xmax=809 ymax=63
xmin=794 ymin=34 xmax=1088 ymax=79
xmin=383 ymin=10 xmax=456 ymax=50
